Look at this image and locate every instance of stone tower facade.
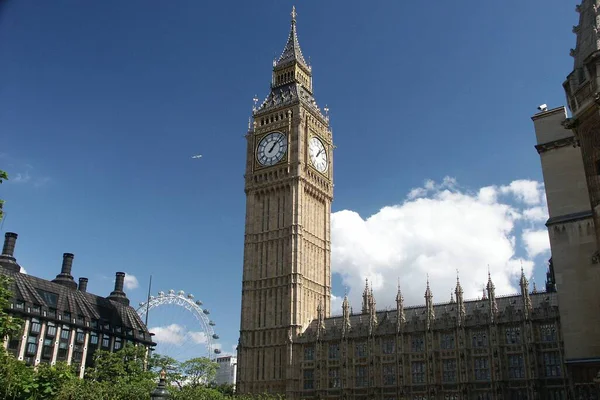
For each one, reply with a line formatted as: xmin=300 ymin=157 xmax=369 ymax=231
xmin=237 ymin=7 xmax=333 ymax=396
xmin=532 ymin=0 xmax=600 ymax=389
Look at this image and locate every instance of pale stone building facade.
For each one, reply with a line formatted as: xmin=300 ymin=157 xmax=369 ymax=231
xmin=238 ymin=3 xmax=600 ymax=399
xmin=531 ymin=0 xmax=600 ymax=395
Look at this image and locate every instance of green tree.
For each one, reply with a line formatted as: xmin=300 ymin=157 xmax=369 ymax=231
xmin=0 ymin=169 xmax=7 ymax=222
xmin=178 ymin=357 xmax=218 ymax=388
xmin=0 ymin=275 xmax=22 ymax=345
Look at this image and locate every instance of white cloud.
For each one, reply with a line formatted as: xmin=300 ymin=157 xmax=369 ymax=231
xmin=522 ymin=206 xmax=548 ymax=222
xmin=124 ymin=273 xmax=139 ymax=290
xmin=11 ymin=171 xmax=31 ymax=184
xmin=150 ymin=325 xmax=211 ymax=347
xmin=151 ymin=324 xmax=187 ymax=346
xmin=522 ymin=229 xmax=551 ymax=258
xmin=331 ymin=177 xmax=545 ymax=312
xmin=188 ymin=331 xmax=208 ymax=344
xmin=499 ymin=180 xmax=544 ymax=206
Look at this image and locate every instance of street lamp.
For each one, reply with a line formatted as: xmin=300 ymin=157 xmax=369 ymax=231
xmin=151 ymin=369 xmax=170 ymax=400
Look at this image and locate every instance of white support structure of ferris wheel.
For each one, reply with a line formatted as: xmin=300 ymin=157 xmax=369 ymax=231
xmin=136 ymin=289 xmax=221 ymax=359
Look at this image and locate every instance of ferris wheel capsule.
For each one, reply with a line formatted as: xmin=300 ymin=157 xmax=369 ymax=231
xmin=212 ymin=334 xmax=219 ymax=339
xmin=196 ymin=300 xmax=203 ymax=306
xmin=203 ymin=309 xmax=210 ymax=314
xmin=158 ymin=291 xmax=165 ymax=297
xmin=169 ymin=289 xmax=175 ymax=295
xmin=178 ymin=290 xmax=185 ymax=296
xmin=209 ymin=321 xmax=215 ymax=326
xmin=214 ymin=349 xmax=222 ymax=354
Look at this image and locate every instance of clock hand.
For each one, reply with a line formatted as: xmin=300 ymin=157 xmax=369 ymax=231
xmin=268 ymin=141 xmax=277 ymax=153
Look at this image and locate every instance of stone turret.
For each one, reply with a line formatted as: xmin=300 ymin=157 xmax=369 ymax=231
xmin=396 ymin=282 xmax=405 ymax=330
xmin=361 ymin=278 xmax=370 ymax=314
xmin=455 ymin=273 xmax=465 ymax=326
xmin=0 ymin=232 xmax=21 ymax=273
xmin=520 ymin=266 xmax=532 ymax=319
xmin=52 ymin=253 xmax=77 ymax=290
xmin=425 ymin=276 xmax=434 ymax=329
xmin=486 ymin=271 xmax=498 ymax=322
xmin=342 ymin=293 xmax=351 ymax=336
xmin=107 ymin=272 xmax=130 ymax=306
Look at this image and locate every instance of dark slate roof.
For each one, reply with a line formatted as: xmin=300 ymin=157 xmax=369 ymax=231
xmin=275 ymin=16 xmax=308 ymax=70
xmin=254 ymin=82 xmax=325 ymax=120
xmin=0 ymin=265 xmax=153 ymax=342
xmin=299 ymin=292 xmax=559 ymax=342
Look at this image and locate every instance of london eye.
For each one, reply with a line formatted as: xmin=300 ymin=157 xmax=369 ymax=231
xmin=136 ymin=289 xmax=221 ymax=361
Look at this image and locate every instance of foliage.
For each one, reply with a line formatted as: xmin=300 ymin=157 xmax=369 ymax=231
xmin=0 ymin=275 xmax=22 ymax=342
xmin=0 ymin=169 xmax=7 ymax=221
xmin=178 ymin=357 xmax=218 ymax=388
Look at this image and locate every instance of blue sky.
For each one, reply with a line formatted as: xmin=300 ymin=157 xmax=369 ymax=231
xmin=0 ymin=0 xmax=577 ymax=358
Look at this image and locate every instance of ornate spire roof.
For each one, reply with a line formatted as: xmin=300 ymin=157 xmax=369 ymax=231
xmin=275 ymin=6 xmax=309 ymax=70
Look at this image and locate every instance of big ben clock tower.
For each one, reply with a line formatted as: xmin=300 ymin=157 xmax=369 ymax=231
xmin=237 ymin=7 xmax=333 ymax=396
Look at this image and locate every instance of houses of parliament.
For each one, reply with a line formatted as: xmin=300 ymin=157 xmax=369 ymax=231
xmin=236 ymin=2 xmax=600 ymax=399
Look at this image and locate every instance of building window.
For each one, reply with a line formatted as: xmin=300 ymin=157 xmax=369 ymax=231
xmin=31 ymin=304 xmax=41 ymax=314
xmin=114 ymin=337 xmax=122 ymax=351
xmin=63 ymin=312 xmax=71 ymax=321
xmin=91 ymin=319 xmax=98 ymax=329
xmin=505 ymin=326 xmax=521 ymax=345
xmin=442 ymin=359 xmax=457 ymax=383
xmin=25 ymin=336 xmax=37 ymax=356
xmin=355 ymin=365 xmax=367 ymax=387
xmin=90 ymin=332 xmax=99 ymax=345
xmin=126 ymin=329 xmax=133 ymax=337
xmin=328 ymin=343 xmax=339 ymax=360
xmin=543 ymin=352 xmax=562 ymax=377
xmin=72 ymin=344 xmax=84 ymax=365
xmin=472 ymin=331 xmax=488 ymax=348
xmin=355 ymin=342 xmax=367 ymax=358
xmin=444 ymin=395 xmax=459 ymax=400
xmin=60 ymin=326 xmax=70 ymax=340
xmin=46 ymin=322 xmax=56 ymax=338
xmin=115 ymin=325 xmax=122 ymax=334
xmin=546 ymin=389 xmax=566 ymax=400
xmin=303 ymin=369 xmax=314 ymax=390
xmin=411 ymin=361 xmax=425 ymax=384
xmin=76 ymin=315 xmax=84 ymax=325
xmin=41 ymin=338 xmax=54 ymax=361
xmin=382 ymin=364 xmax=396 ymax=385
xmin=102 ymin=336 xmax=111 ymax=349
xmin=508 ymin=354 xmax=525 ymax=379
xmin=382 ymin=339 xmax=395 ymax=354
xmin=304 ymin=346 xmax=314 ymax=361
xmin=474 ymin=357 xmax=490 ymax=381
xmin=440 ymin=333 xmax=455 ymax=350
xmin=76 ymin=329 xmax=85 ymax=343
xmin=30 ymin=318 xmax=41 ymax=335
xmin=15 ymin=301 xmax=24 ymax=310
xmin=57 ymin=342 xmax=68 ymax=360
xmin=48 ymin=308 xmax=56 ymax=318
xmin=475 ymin=393 xmax=491 ymax=400
xmin=540 ymin=324 xmax=557 ymax=342
xmin=328 ymin=368 xmax=340 ymax=389
xmin=510 ymin=389 xmax=528 ymax=400
xmin=411 ymin=335 xmax=425 ymax=352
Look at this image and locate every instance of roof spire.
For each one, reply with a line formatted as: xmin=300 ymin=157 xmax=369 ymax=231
xmin=291 ymin=5 xmax=297 ymax=25
xmin=275 ymin=6 xmax=308 ymax=69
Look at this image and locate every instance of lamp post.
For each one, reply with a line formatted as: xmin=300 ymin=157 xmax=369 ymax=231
xmin=151 ymin=369 xmax=170 ymax=399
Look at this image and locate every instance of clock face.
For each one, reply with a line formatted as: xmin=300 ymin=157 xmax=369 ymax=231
xmin=308 ymin=136 xmax=328 ymax=173
xmin=257 ymin=131 xmax=288 ymax=167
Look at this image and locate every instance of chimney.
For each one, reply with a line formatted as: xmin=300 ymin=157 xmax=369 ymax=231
xmin=78 ymin=277 xmax=88 ymax=293
xmin=52 ymin=253 xmax=77 ymax=290
xmin=107 ymin=272 xmax=130 ymax=306
xmin=1 ymin=232 xmax=17 ymax=258
xmin=0 ymin=232 xmax=21 ymax=273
